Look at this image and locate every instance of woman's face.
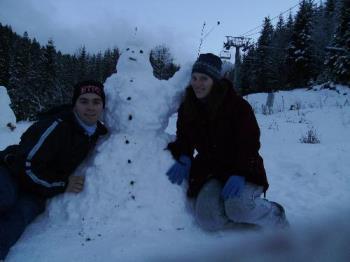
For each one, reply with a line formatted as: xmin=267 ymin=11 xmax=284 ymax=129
xmin=190 ymin=72 xmax=214 ymax=99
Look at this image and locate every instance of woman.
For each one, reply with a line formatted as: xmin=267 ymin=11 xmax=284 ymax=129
xmin=166 ymin=53 xmax=288 ymax=230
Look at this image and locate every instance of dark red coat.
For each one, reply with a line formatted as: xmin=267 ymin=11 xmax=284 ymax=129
xmin=168 ymin=79 xmax=269 ymax=198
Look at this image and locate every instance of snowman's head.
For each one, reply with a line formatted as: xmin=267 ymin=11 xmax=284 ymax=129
xmin=126 ymin=47 xmax=144 ymax=61
xmin=117 ymin=46 xmax=151 ymax=74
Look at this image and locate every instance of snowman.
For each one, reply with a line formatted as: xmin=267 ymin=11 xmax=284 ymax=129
xmin=47 ymin=35 xmax=193 ymax=235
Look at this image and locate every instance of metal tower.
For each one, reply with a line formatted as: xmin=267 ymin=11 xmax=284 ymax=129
xmin=220 ymin=36 xmax=251 ymax=89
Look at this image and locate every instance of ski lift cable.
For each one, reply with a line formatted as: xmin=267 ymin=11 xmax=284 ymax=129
xmin=243 ymin=0 xmax=318 ymax=39
xmin=202 ymin=21 xmax=220 ymax=40
xmin=244 ymin=31 xmax=261 ymax=38
xmin=197 ymin=22 xmax=207 ymax=57
xmin=198 ymin=21 xmax=220 ymax=56
xmin=239 ymin=0 xmax=304 ymax=37
xmin=240 ymin=1 xmax=302 ymax=36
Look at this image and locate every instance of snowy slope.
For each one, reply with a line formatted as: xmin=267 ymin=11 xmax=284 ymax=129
xmin=1 ymin=55 xmax=350 ymax=260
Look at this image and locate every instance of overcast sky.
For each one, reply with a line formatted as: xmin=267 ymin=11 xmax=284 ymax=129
xmin=0 ymin=0 xmax=300 ymax=61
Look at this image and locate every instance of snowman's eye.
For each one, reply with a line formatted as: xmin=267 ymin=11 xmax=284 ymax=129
xmin=140 ymin=50 xmax=143 ymax=54
xmin=126 ymin=48 xmax=130 ymax=51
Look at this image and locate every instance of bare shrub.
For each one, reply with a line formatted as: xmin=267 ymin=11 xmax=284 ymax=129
xmin=300 ymin=127 xmax=320 ymax=144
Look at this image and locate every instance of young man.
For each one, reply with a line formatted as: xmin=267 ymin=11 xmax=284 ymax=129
xmin=0 ymin=80 xmax=108 ymax=260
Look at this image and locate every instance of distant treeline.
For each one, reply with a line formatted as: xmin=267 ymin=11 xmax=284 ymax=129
xmin=0 ymin=23 xmax=119 ymax=120
xmin=238 ymin=0 xmax=349 ymax=94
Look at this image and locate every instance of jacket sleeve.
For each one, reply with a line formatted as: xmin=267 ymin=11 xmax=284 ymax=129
xmin=17 ymin=119 xmax=69 ymax=198
xmin=167 ymin=103 xmax=195 ymax=160
xmin=233 ymin=99 xmax=262 ymax=177
xmin=0 ymin=145 xmax=20 ymax=165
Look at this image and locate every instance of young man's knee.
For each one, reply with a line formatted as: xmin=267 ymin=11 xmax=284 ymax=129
xmin=15 ymin=197 xmax=45 ymax=225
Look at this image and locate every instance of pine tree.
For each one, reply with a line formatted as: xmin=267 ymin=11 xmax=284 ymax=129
xmin=77 ymin=46 xmax=88 ymax=80
xmin=325 ymin=0 xmax=337 ymax=33
xmin=311 ymin=1 xmax=339 ymax=83
xmin=240 ymin=46 xmax=257 ymax=94
xmin=102 ymin=48 xmax=119 ymax=80
xmin=56 ymin=53 xmax=77 ymax=99
xmin=94 ymin=52 xmax=103 ymax=82
xmin=286 ymin=0 xmax=317 ymax=88
xmin=8 ymin=33 xmax=32 ymax=119
xmin=252 ymin=17 xmax=275 ymax=92
xmin=87 ymin=54 xmax=97 ymax=81
xmin=150 ymin=45 xmax=180 ymax=80
xmin=0 ymin=24 xmax=12 ymax=87
xmin=41 ymin=39 xmax=60 ymax=108
xmin=326 ymin=0 xmax=350 ymax=85
xmin=24 ymin=38 xmax=46 ymax=117
xmin=270 ymin=15 xmax=292 ymax=89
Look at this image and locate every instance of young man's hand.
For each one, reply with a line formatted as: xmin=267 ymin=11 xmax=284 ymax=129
xmin=66 ymin=176 xmax=85 ymax=193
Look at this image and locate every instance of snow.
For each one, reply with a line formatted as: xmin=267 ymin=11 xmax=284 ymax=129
xmin=0 ymin=86 xmax=16 ymax=129
xmin=1 ymin=40 xmax=350 ymax=260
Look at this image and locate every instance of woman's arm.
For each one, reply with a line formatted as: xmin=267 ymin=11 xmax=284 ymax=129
xmin=167 ymin=103 xmax=195 ymax=160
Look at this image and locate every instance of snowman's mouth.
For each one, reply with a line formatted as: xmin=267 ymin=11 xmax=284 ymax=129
xmin=129 ymin=57 xmax=137 ymax=61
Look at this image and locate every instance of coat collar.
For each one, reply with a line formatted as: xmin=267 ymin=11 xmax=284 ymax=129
xmin=57 ymin=110 xmax=108 ymax=137
xmin=36 ymin=105 xmax=108 ymax=137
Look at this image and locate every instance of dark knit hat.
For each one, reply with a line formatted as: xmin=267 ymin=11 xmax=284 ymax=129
xmin=72 ymin=80 xmax=105 ymax=108
xmin=192 ymin=53 xmax=222 ymax=81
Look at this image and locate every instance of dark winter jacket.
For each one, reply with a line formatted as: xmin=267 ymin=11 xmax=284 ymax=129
xmin=0 ymin=109 xmax=108 ymax=198
xmin=167 ymin=79 xmax=269 ymax=198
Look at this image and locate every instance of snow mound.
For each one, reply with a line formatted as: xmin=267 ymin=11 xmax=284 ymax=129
xmin=0 ymin=86 xmax=16 ymax=129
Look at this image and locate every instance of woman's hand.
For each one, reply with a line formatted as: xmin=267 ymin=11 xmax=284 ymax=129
xmin=221 ymin=175 xmax=245 ymax=200
xmin=166 ymin=155 xmax=191 ymax=185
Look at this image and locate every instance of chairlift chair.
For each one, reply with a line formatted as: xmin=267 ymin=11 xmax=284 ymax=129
xmin=220 ymin=50 xmax=231 ymax=60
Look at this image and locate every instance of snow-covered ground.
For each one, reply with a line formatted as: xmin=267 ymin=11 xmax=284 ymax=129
xmin=1 ymin=52 xmax=350 ymax=261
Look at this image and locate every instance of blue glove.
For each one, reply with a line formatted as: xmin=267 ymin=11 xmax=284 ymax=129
xmin=166 ymin=155 xmax=191 ymax=185
xmin=221 ymin=175 xmax=246 ymax=200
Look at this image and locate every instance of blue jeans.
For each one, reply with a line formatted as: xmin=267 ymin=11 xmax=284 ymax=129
xmin=0 ymin=166 xmax=45 ymax=260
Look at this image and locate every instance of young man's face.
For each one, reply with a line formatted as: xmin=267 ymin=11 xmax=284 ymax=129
xmin=74 ymin=93 xmax=104 ymax=126
xmin=190 ymin=72 xmax=214 ymax=99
